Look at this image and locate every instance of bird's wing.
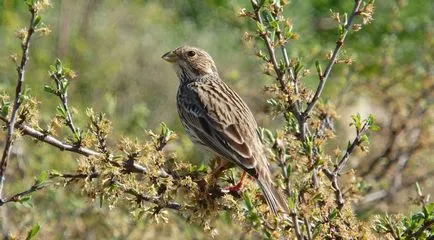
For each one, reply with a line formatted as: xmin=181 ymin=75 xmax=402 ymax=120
xmin=178 ymin=82 xmax=258 ymax=171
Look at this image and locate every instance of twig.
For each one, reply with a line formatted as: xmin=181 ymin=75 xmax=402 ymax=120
xmin=303 ymin=0 xmax=363 ymax=118
xmin=251 ymin=1 xmax=287 ymax=94
xmin=0 ymin=8 xmax=37 ymax=200
xmin=50 ymin=72 xmax=79 ymax=137
xmin=291 ymin=211 xmax=304 ymax=240
xmin=54 ymin=172 xmax=182 ymax=210
xmin=270 ymin=8 xmax=301 ymax=113
xmin=276 ymin=144 xmax=291 ymax=196
xmin=250 ymin=0 xmax=305 ymax=142
xmin=0 ymin=182 xmax=49 ymax=206
xmin=304 ymin=216 xmax=313 ymax=240
xmin=0 ymin=116 xmax=155 ymax=176
xmin=324 ymin=121 xmax=369 ymax=209
xmin=123 ymin=187 xmax=183 ymax=211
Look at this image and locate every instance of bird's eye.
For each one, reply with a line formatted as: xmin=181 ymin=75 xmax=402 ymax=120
xmin=187 ymin=51 xmax=196 ymax=57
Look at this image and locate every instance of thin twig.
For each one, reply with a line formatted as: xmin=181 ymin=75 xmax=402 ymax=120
xmin=270 ymin=9 xmax=301 ymax=113
xmin=0 ymin=8 xmax=37 ymax=200
xmin=324 ymin=121 xmax=369 ymax=209
xmin=50 ymin=72 xmax=79 ymax=137
xmin=303 ymin=0 xmax=363 ymax=118
xmin=251 ymin=1 xmax=287 ymax=94
xmin=0 ymin=116 xmax=155 ymax=176
xmin=250 ymin=0 xmax=305 ymax=140
xmin=0 ymin=182 xmax=49 ymax=206
xmin=304 ymin=216 xmax=313 ymax=240
xmin=291 ymin=211 xmax=304 ymax=240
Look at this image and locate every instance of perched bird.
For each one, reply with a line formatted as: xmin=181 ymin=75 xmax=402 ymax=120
xmin=162 ymin=46 xmax=289 ymax=215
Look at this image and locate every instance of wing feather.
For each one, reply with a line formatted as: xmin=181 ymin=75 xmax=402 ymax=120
xmin=178 ymin=82 xmax=257 ymax=169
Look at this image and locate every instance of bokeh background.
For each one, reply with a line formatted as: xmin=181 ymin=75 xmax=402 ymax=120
xmin=0 ymin=0 xmax=433 ymax=239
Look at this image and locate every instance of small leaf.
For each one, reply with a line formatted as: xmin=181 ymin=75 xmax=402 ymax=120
xmin=243 ymin=192 xmax=254 ymax=211
xmin=33 ymin=16 xmax=41 ymax=27
xmin=55 ymin=58 xmax=63 ymax=74
xmin=350 ymin=113 xmax=362 ymax=131
xmin=56 ymin=105 xmax=66 ymax=119
xmin=286 ymin=164 xmax=292 ymax=176
xmin=360 ymin=134 xmax=369 ymax=144
xmin=0 ymin=101 xmax=10 ymax=117
xmin=369 ymin=124 xmax=380 ymax=131
xmin=25 ymin=223 xmax=40 ymax=240
xmin=315 ymin=60 xmax=322 ymax=78
xmin=18 ymin=195 xmax=33 ymax=208
xmin=43 ymin=85 xmax=56 ymax=95
xmin=35 ymin=171 xmax=48 ymax=185
xmin=329 ymin=209 xmax=338 ymax=220
xmin=256 ymin=22 xmax=264 ymax=33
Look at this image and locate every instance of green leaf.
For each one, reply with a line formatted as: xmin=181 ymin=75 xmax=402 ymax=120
xmin=18 ymin=195 xmax=33 ymax=208
xmin=256 ymin=22 xmax=264 ymax=33
xmin=329 ymin=209 xmax=338 ymax=220
xmin=0 ymin=101 xmax=10 ymax=117
xmin=60 ymin=80 xmax=70 ymax=94
xmin=25 ymin=223 xmax=40 ymax=240
xmin=369 ymin=124 xmax=380 ymax=131
xmin=55 ymin=58 xmax=63 ymax=74
xmin=350 ymin=113 xmax=362 ymax=131
xmin=48 ymin=65 xmax=56 ymax=73
xmin=33 ymin=15 xmax=41 ymax=27
xmin=315 ymin=60 xmax=322 ymax=77
xmin=243 ymin=192 xmax=254 ymax=211
xmin=35 ymin=171 xmax=48 ymax=185
xmin=24 ymin=0 xmax=34 ymax=8
xmin=294 ymin=60 xmax=304 ymax=78
xmin=263 ymin=128 xmax=275 ymax=144
xmin=43 ymin=85 xmax=56 ymax=95
xmin=360 ymin=134 xmax=369 ymax=144
xmin=286 ymin=164 xmax=292 ymax=177
xmin=56 ymin=105 xmax=66 ymax=119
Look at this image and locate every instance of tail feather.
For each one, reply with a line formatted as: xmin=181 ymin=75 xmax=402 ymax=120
xmin=257 ymin=177 xmax=289 ymax=215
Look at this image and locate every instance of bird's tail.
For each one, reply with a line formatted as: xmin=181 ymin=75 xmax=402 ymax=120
xmin=257 ymin=176 xmax=289 ymax=215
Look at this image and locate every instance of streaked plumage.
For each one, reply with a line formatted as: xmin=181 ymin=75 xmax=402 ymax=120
xmin=162 ymin=46 xmax=289 ymax=215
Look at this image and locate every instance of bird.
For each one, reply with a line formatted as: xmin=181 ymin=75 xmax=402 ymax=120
xmin=162 ymin=46 xmax=289 ymax=215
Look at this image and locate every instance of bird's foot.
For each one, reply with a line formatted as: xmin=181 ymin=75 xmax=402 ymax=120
xmin=224 ymin=171 xmax=246 ymax=192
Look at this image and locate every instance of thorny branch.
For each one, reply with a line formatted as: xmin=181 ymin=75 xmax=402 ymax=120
xmin=0 ymin=8 xmax=37 ymax=200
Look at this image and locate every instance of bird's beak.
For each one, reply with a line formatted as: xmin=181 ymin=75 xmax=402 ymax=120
xmin=162 ymin=51 xmax=178 ymax=63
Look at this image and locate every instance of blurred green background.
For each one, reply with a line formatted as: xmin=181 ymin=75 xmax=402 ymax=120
xmin=1 ymin=0 xmax=433 ymax=238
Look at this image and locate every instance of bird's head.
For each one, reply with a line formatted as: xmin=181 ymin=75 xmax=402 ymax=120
xmin=162 ymin=46 xmax=218 ymax=82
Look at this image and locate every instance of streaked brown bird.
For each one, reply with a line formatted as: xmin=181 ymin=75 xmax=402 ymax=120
xmin=162 ymin=46 xmax=289 ymax=214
